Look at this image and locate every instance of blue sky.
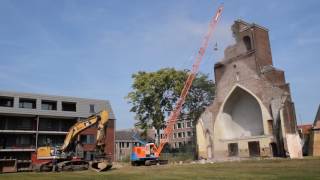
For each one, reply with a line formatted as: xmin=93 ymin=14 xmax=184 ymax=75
xmin=0 ymin=0 xmax=319 ymax=129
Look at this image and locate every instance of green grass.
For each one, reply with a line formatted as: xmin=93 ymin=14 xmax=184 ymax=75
xmin=1 ymin=158 xmax=320 ymax=180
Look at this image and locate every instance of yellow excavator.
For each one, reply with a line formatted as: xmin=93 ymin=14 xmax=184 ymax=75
xmin=31 ymin=110 xmax=112 ymax=172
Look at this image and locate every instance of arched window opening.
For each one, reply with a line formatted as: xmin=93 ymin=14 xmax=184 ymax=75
xmin=243 ymin=36 xmax=252 ymax=51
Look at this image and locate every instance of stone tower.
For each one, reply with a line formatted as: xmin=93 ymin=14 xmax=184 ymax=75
xmin=196 ymin=20 xmax=302 ymax=160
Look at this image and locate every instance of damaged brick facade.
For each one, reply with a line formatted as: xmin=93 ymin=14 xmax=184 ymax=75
xmin=196 ymin=20 xmax=302 ymax=160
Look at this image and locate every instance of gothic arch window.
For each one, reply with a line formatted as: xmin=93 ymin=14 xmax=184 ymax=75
xmin=218 ymin=87 xmax=264 ymax=139
xmin=243 ymin=36 xmax=252 ymax=51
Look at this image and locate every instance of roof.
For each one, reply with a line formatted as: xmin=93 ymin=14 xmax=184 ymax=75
xmin=115 ymin=129 xmax=154 ymax=142
xmin=235 ymin=19 xmax=269 ymax=32
xmin=115 ymin=130 xmax=136 ymax=141
xmin=298 ymin=124 xmax=313 ymax=135
xmin=0 ymin=90 xmax=116 ymax=119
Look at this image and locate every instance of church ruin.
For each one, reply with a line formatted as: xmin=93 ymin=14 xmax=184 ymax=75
xmin=196 ymin=20 xmax=302 ymax=160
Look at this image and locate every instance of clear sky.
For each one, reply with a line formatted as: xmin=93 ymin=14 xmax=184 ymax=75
xmin=0 ymin=0 xmax=319 ymax=129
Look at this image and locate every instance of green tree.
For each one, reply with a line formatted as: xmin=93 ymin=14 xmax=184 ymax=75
xmin=126 ymin=68 xmax=215 ymax=145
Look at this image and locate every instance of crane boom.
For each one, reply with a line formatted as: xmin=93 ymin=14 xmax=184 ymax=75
xmin=156 ymin=5 xmax=223 ymax=155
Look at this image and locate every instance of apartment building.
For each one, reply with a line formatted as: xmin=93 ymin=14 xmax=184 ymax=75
xmin=157 ymin=118 xmax=194 ymax=149
xmin=0 ymin=91 xmax=115 ymax=170
xmin=171 ymin=119 xmax=194 ymax=149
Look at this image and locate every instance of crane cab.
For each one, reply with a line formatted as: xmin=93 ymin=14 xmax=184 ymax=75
xmin=130 ymin=143 xmax=159 ymax=166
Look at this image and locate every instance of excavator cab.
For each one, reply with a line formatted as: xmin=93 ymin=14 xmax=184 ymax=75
xmin=145 ymin=143 xmax=157 ymax=157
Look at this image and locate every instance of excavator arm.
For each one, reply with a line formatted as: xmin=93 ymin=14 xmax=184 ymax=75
xmin=60 ymin=110 xmax=109 ymax=151
xmin=33 ymin=110 xmax=112 ymax=172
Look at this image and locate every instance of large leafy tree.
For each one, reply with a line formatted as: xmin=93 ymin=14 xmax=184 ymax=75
xmin=126 ymin=68 xmax=215 ymax=145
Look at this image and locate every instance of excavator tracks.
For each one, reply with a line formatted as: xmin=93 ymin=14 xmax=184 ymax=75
xmin=56 ymin=160 xmax=89 ymax=172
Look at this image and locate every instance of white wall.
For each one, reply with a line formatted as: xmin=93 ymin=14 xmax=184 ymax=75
xmin=218 ymin=88 xmax=264 ymax=140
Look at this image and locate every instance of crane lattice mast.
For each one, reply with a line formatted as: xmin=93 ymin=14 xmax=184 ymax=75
xmin=156 ymin=5 xmax=224 ymax=155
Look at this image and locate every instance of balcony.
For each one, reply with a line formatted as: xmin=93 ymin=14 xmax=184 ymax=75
xmin=19 ymin=98 xmax=36 ymax=109
xmin=38 ymin=118 xmax=76 ymax=132
xmin=0 ymin=116 xmax=36 ymax=131
xmin=0 ymin=96 xmax=14 ymax=108
xmin=41 ymin=100 xmax=57 ymax=111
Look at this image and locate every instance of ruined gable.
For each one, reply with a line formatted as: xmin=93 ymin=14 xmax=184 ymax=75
xmin=196 ymin=20 xmax=302 ymax=160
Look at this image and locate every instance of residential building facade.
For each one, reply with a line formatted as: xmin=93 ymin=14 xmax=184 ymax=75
xmin=171 ymin=119 xmax=194 ymax=149
xmin=0 ymin=91 xmax=115 ymax=171
xmin=157 ymin=118 xmax=194 ymax=150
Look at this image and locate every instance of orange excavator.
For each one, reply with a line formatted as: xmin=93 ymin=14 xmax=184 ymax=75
xmin=130 ymin=5 xmax=224 ymax=166
xmin=31 ymin=110 xmax=112 ymax=172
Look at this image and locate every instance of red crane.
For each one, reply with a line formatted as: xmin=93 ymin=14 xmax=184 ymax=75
xmin=156 ymin=5 xmax=224 ymax=155
xmin=131 ymin=5 xmax=224 ymax=166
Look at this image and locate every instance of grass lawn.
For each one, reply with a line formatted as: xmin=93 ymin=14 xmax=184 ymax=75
xmin=1 ymin=158 xmax=320 ymax=180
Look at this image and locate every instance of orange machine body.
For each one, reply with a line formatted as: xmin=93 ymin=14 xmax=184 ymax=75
xmin=130 ymin=143 xmax=159 ymax=162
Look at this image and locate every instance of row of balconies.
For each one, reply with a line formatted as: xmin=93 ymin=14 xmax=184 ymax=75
xmin=0 ymin=133 xmax=95 ymax=150
xmin=158 ymin=130 xmax=193 ymax=140
xmin=174 ymin=121 xmax=193 ymax=130
xmin=0 ymin=96 xmax=78 ymax=112
xmin=0 ymin=134 xmax=65 ymax=150
xmin=0 ymin=116 xmax=76 ymax=132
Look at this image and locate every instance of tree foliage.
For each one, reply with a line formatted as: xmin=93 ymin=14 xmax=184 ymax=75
xmin=126 ymin=68 xmax=215 ymax=142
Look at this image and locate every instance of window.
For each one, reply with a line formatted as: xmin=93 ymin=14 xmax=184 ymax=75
xmin=127 ymin=142 xmax=130 ymax=148
xmin=41 ymin=100 xmax=57 ymax=110
xmin=228 ymin=143 xmax=239 ymax=157
xmin=17 ymin=119 xmax=33 ymax=130
xmin=88 ymin=135 xmax=95 ymax=144
xmin=0 ymin=96 xmax=14 ymax=107
xmin=186 ymin=122 xmax=191 ymax=128
xmin=62 ymin=102 xmax=76 ymax=112
xmin=182 ymin=132 xmax=185 ymax=138
xmin=16 ymin=136 xmax=31 ymax=146
xmin=178 ymin=132 xmax=182 ymax=138
xmin=89 ymin=104 xmax=95 ymax=113
xmin=80 ymin=135 xmax=86 ymax=144
xmin=177 ymin=123 xmax=182 ymax=129
xmin=80 ymin=134 xmax=95 ymax=144
xmin=187 ymin=131 xmax=192 ymax=137
xmin=84 ymin=151 xmax=95 ymax=161
xmin=248 ymin=141 xmax=260 ymax=157
xmin=174 ymin=133 xmax=177 ymax=139
xmin=19 ymin=98 xmax=36 ymax=109
xmin=243 ymin=36 xmax=252 ymax=51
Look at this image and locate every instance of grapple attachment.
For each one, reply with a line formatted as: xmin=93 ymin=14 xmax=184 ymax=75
xmin=90 ymin=160 xmax=112 ymax=172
